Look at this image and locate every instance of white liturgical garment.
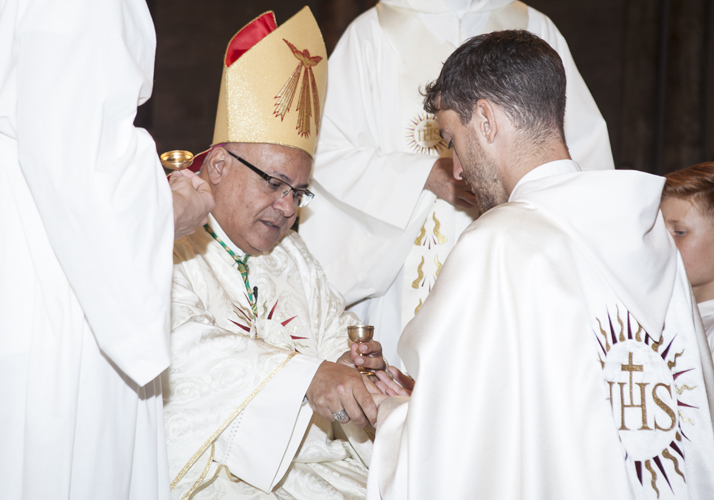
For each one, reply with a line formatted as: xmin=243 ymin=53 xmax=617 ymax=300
xmin=300 ymin=0 xmax=615 ymax=366
xmin=698 ymin=300 xmax=714 ymax=361
xmin=0 ymin=0 xmax=173 ymax=498
xmin=166 ymin=218 xmax=372 ymax=499
xmin=368 ymin=161 xmax=714 ymax=499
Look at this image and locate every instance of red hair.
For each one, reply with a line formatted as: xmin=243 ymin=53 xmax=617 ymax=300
xmin=663 ymin=162 xmax=714 ymax=218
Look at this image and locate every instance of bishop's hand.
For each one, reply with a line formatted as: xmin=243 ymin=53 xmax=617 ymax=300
xmin=307 ymin=361 xmax=378 ymax=427
xmin=424 ymin=157 xmax=478 ymax=209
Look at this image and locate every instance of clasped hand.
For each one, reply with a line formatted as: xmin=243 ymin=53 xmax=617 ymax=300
xmin=306 ymin=340 xmax=386 ymax=428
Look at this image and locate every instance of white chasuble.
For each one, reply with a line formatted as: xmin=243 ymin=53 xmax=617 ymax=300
xmin=166 ymin=219 xmax=371 ymax=500
xmin=698 ymin=300 xmax=714 ymax=361
xmin=0 ymin=0 xmax=173 ymax=498
xmin=367 ymin=161 xmax=714 ymax=499
xmin=300 ymin=0 xmax=615 ymax=367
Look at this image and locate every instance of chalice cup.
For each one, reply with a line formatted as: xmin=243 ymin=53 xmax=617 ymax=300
xmin=347 ymin=325 xmax=376 ymax=377
xmin=160 ymin=150 xmax=194 ymax=175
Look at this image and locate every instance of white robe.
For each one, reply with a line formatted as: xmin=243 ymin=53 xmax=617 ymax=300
xmin=367 ymin=161 xmax=714 ymax=499
xmin=166 ymin=218 xmax=372 ymax=500
xmin=0 ymin=0 xmax=174 ymax=498
xmin=698 ymin=300 xmax=714 ymax=361
xmin=300 ymin=0 xmax=615 ymax=366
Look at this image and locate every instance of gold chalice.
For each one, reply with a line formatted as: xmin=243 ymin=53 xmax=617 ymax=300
xmin=160 ymin=150 xmax=194 ymax=173
xmin=347 ymin=325 xmax=375 ymax=377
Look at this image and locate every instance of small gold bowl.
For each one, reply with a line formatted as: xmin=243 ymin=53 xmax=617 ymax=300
xmin=347 ymin=325 xmax=374 ymax=343
xmin=160 ymin=150 xmax=194 ymax=171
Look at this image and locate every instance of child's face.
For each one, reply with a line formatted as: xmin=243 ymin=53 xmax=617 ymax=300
xmin=661 ymin=196 xmax=714 ymax=293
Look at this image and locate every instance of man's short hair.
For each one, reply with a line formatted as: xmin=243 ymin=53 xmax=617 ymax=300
xmin=663 ymin=162 xmax=714 ymax=218
xmin=423 ymin=30 xmax=567 ymax=143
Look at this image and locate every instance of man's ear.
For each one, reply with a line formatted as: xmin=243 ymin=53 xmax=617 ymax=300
xmin=205 ymin=147 xmax=228 ymax=185
xmin=473 ymin=99 xmax=498 ymax=144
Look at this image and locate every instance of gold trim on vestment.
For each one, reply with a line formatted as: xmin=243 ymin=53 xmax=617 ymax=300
xmin=188 ymin=460 xmax=242 ymax=500
xmin=171 ymin=351 xmax=299 ymax=495
xmin=181 ymin=443 xmax=216 ymax=500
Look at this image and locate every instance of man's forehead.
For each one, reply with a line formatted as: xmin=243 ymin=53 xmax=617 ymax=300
xmin=228 ymin=142 xmax=312 ymax=185
xmin=435 ymin=109 xmax=459 ymax=137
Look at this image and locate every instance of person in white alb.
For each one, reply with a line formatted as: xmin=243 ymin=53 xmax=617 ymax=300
xmin=366 ymin=30 xmax=714 ymax=500
xmin=164 ymin=9 xmax=385 ymax=500
xmin=299 ymin=0 xmax=615 ymax=366
xmin=0 ymin=0 xmax=213 ymax=498
xmin=661 ymin=163 xmax=714 ymax=361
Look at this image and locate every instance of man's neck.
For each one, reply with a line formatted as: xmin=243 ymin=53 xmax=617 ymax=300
xmin=503 ymin=138 xmax=571 ymax=195
xmin=694 ymin=280 xmax=714 ymax=304
xmin=207 ymin=214 xmax=248 ymax=258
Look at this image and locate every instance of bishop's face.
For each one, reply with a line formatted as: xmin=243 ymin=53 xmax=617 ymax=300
xmin=437 ymin=108 xmax=508 ymax=213
xmin=211 ymin=143 xmax=312 ymax=255
xmin=661 ymin=196 xmax=714 ymax=300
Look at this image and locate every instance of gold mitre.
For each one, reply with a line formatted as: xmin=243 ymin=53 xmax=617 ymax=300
xmin=212 ymin=7 xmax=327 ymax=160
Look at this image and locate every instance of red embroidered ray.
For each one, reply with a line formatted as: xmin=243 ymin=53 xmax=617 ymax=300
xmin=661 ymin=334 xmax=678 ymax=360
xmin=268 ymin=301 xmax=279 ymax=320
xmin=670 ymin=441 xmax=684 ymax=458
xmin=653 ymin=456 xmax=673 ymax=492
xmin=229 ymin=319 xmax=251 ymax=332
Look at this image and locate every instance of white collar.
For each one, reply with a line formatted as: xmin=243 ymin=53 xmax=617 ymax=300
xmin=699 ymin=299 xmax=714 ymax=316
xmin=509 ymin=159 xmax=581 ymax=202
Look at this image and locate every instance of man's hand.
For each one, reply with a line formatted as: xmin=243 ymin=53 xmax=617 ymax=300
xmin=171 ymin=169 xmax=215 ymax=240
xmin=306 ymin=361 xmax=378 ymax=427
xmin=424 ymin=158 xmax=478 ymax=209
xmin=375 ymin=366 xmax=415 ymax=396
xmin=336 ymin=340 xmax=386 ymax=372
xmin=362 ymin=374 xmax=391 ymax=410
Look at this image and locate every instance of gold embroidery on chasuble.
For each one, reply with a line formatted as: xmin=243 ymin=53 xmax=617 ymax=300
xmin=593 ymin=306 xmax=700 ymax=497
xmin=406 ymin=112 xmax=448 ymax=155
xmin=273 ymin=39 xmax=323 ymax=138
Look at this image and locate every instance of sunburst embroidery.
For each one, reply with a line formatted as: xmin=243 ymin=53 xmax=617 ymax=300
xmin=405 ymin=112 xmax=447 ymax=155
xmin=594 ymin=308 xmax=696 ymax=498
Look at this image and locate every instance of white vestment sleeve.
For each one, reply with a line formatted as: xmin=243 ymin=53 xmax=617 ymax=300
xmin=367 ymin=396 xmax=410 ymax=498
xmin=369 ymin=206 xmax=634 ymax=500
xmin=285 ymin=234 xmax=364 ymax=361
xmin=166 ymin=262 xmax=324 ymax=494
xmin=214 ymin=355 xmax=322 ymax=493
xmin=311 ymin=16 xmax=437 ymax=232
xmin=13 ymin=0 xmax=173 ymax=386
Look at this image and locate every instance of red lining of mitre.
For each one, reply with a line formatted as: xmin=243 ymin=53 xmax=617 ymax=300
xmin=225 ymin=12 xmax=277 ymax=67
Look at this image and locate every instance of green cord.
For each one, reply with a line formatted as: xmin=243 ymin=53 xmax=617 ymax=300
xmin=204 ymin=224 xmax=258 ymax=319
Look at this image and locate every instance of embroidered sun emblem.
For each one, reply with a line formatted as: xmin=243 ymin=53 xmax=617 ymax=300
xmin=405 ymin=112 xmax=447 ymax=155
xmin=230 ymin=299 xmax=309 ymax=352
xmin=594 ymin=307 xmax=696 ymax=498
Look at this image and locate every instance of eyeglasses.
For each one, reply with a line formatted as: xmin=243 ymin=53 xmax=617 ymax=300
xmin=227 ymin=151 xmax=315 ymax=208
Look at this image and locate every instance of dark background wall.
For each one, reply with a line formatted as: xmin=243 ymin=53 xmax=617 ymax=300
xmin=138 ymin=0 xmax=714 ymax=175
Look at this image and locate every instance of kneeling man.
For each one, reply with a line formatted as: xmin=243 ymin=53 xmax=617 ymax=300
xmin=165 ymin=9 xmax=383 ymax=500
xmin=368 ymin=30 xmax=714 ymax=499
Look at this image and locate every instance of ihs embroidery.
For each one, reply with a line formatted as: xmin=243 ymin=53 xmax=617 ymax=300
xmin=406 ymin=112 xmax=447 ymax=155
xmin=594 ymin=307 xmax=696 ymax=497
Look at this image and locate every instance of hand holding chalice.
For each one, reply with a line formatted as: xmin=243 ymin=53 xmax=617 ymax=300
xmin=347 ymin=325 xmax=376 ymax=377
